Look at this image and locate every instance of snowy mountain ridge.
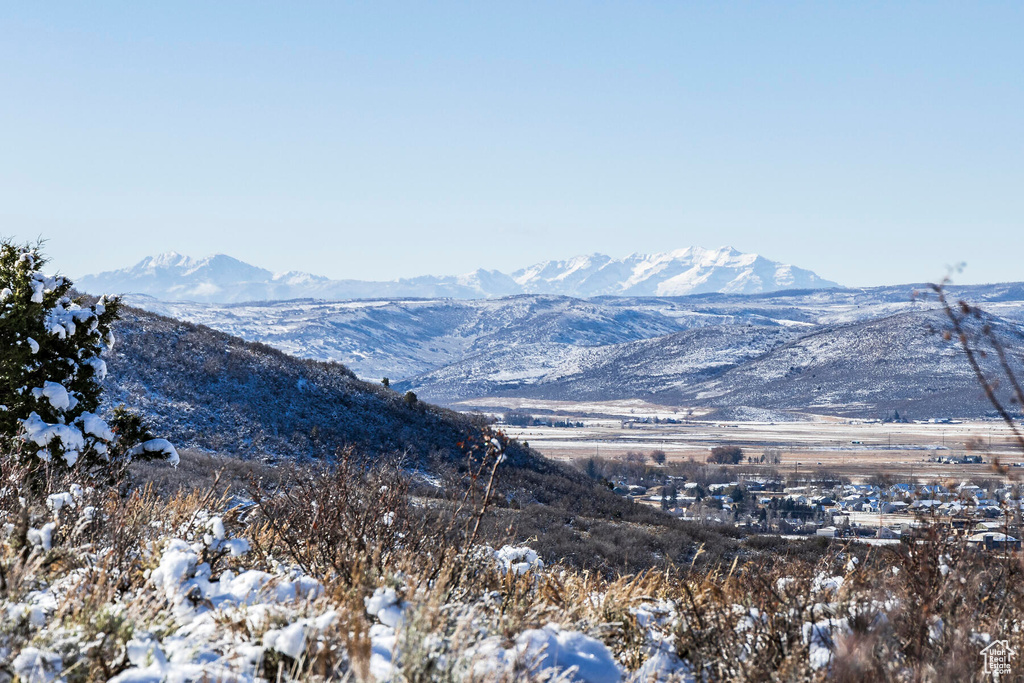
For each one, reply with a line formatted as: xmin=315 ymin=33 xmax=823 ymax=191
xmin=510 ymin=246 xmax=832 ymax=297
xmin=78 ymin=247 xmax=839 ymax=303
xmin=123 ymin=282 xmax=1024 ymax=418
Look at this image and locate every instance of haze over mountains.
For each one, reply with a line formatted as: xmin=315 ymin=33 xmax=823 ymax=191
xmin=77 ymin=246 xmax=839 ymax=303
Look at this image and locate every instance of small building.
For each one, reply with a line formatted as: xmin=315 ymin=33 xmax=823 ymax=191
xmin=967 ymin=532 xmax=1022 ymax=551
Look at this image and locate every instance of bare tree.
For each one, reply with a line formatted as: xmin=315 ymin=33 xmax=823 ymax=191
xmin=929 ymin=279 xmax=1024 ymax=463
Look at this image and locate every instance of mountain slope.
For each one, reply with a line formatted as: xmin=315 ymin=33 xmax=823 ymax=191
xmin=420 ymin=310 xmax=1024 ymax=419
xmin=121 ymin=284 xmax=942 ymax=383
xmin=124 ymin=295 xmax=697 ymax=379
xmin=671 ymin=309 xmax=1024 ymax=418
xmin=396 ymin=325 xmax=800 ymax=403
xmin=101 ymin=305 xmax=488 ymax=461
xmin=116 ymin=283 xmax=1024 ymax=418
xmin=79 ymin=247 xmax=839 ymax=303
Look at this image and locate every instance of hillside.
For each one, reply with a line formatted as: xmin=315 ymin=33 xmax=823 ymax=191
xmin=126 ymin=295 xmax=694 ymax=379
xmin=396 ymin=325 xmax=800 ymax=403
xmin=675 ymin=309 xmax=1024 ymax=419
xmin=400 ymin=309 xmax=1024 ymax=419
xmin=120 ymin=283 xmax=1024 ymax=418
xmin=8 ymin=445 xmax=1011 ymax=683
xmin=100 ymin=305 xmax=486 ymax=462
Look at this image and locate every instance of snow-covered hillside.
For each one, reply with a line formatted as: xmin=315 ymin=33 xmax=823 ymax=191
xmin=121 ymin=283 xmax=1024 ymax=417
xmin=124 ymin=284 xmax=938 ymax=382
xmin=77 ymin=247 xmax=838 ymax=303
xmin=100 ymin=306 xmax=494 ymax=461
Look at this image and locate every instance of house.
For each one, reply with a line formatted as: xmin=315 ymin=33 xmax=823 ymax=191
xmin=967 ymin=532 xmax=1022 ymax=551
xmin=920 ymin=484 xmax=948 ymax=497
xmin=958 ymin=483 xmax=984 ymax=498
xmin=890 ymin=483 xmax=914 ymax=496
xmin=939 ymin=502 xmax=964 ymax=516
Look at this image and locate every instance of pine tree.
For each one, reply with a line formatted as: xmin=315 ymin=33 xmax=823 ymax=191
xmin=0 ymin=240 xmax=176 ymax=482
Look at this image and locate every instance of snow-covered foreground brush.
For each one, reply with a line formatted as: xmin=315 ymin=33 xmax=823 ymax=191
xmin=4 ymin=442 xmax=1024 ymax=682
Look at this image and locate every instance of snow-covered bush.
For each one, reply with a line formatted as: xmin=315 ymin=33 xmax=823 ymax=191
xmin=3 ymin=449 xmax=1024 ymax=682
xmin=494 ymin=545 xmax=545 ymax=575
xmin=0 ymin=240 xmax=176 ymax=484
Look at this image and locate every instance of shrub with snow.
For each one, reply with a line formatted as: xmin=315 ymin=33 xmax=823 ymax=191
xmin=494 ymin=545 xmax=545 ymax=575
xmin=473 ymin=624 xmax=622 ymax=683
xmin=2 ymin=455 xmax=1023 ymax=683
xmin=0 ymin=240 xmax=176 ymax=481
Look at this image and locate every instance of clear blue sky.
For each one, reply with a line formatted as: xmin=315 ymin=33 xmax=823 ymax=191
xmin=1 ymin=2 xmax=1022 ymax=286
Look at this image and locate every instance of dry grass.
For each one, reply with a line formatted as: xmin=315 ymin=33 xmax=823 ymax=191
xmin=4 ymin=443 xmax=1024 ymax=682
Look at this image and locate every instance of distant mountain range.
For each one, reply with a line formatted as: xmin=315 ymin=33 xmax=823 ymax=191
xmin=83 ymin=248 xmax=1024 ymax=419
xmin=124 ymin=283 xmax=1024 ymax=418
xmin=77 ymin=247 xmax=839 ymax=303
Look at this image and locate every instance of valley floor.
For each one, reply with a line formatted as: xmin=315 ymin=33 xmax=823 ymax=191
xmin=460 ymin=398 xmax=1024 ymax=483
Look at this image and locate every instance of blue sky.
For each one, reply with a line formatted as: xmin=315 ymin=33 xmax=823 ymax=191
xmin=1 ymin=2 xmax=1022 ymax=286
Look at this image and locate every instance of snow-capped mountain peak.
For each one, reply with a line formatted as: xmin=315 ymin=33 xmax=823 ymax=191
xmin=77 ymin=247 xmax=838 ymax=303
xmin=509 ymin=246 xmax=834 ymax=298
xmin=131 ymin=252 xmax=269 ymax=278
xmin=138 ymin=251 xmax=198 ymax=271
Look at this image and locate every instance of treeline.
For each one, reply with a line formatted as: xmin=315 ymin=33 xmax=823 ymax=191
xmin=500 ymin=411 xmax=584 ymax=428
